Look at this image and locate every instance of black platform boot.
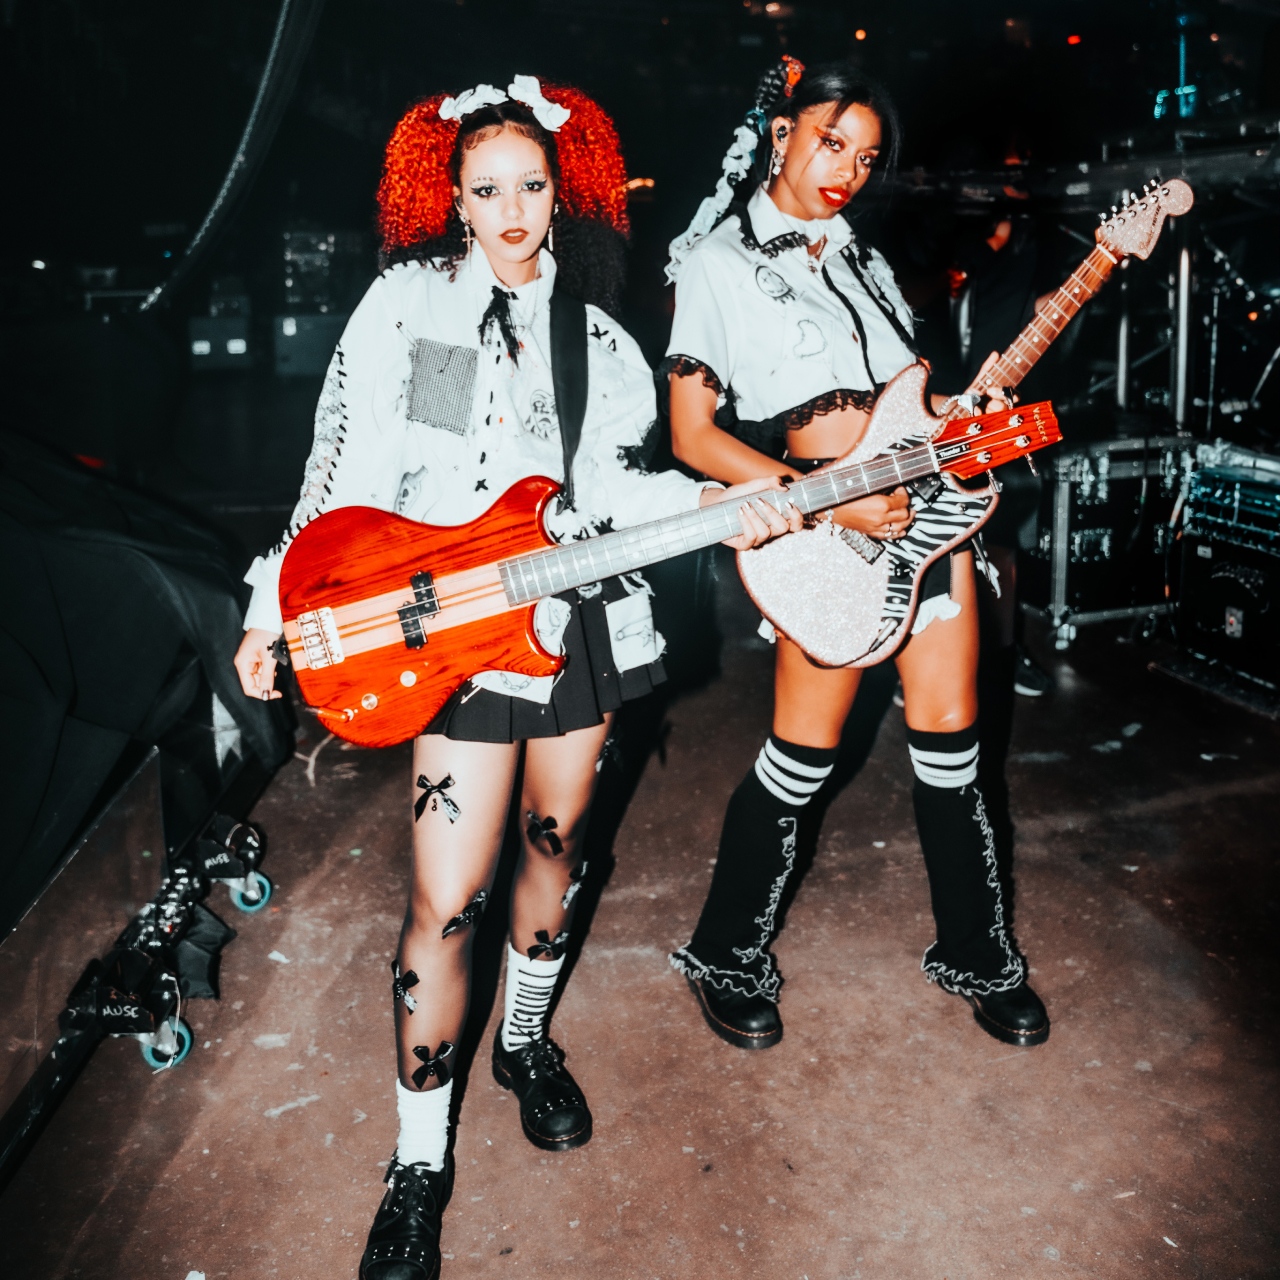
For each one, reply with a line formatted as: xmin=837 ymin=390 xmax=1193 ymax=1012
xmin=491 ymin=1025 xmax=593 ymax=1152
xmin=965 ymin=982 xmax=1050 ymax=1047
xmin=685 ymin=975 xmax=782 ymax=1050
xmin=359 ymin=1153 xmax=453 ymax=1280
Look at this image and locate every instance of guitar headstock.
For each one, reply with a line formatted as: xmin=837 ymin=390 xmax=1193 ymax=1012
xmin=932 ymin=401 xmax=1062 ymax=480
xmin=1096 ymin=178 xmax=1194 ymax=261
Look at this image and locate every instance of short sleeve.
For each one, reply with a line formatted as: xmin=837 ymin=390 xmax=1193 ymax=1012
xmin=665 ymin=248 xmax=734 ymax=399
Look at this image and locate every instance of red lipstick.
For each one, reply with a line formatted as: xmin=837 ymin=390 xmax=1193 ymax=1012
xmin=500 ymin=228 xmax=529 ymax=244
xmin=818 ymin=187 xmax=850 ymax=209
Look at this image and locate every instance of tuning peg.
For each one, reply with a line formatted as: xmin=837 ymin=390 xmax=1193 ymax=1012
xmin=1025 ymin=456 xmax=1039 ymax=478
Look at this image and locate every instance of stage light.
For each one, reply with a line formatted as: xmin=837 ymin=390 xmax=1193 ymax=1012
xmin=1210 ymin=32 xmax=1219 ymax=42
xmin=1248 ymin=311 xmax=1259 ymax=322
xmin=855 ymin=28 xmax=867 ymax=40
xmin=623 ymin=177 xmax=656 ymax=191
xmin=31 ymin=259 xmax=45 ymax=270
xmin=1067 ymin=34 xmax=1082 ymax=45
xmin=765 ymin=2 xmax=780 ymax=12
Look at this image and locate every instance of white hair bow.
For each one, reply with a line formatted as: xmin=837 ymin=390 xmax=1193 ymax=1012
xmin=437 ymin=75 xmax=571 ymax=134
xmin=438 ymin=83 xmax=508 ymax=123
xmin=507 ymin=75 xmax=570 ymax=132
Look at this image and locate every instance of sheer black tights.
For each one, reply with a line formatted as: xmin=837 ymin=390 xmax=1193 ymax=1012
xmin=393 ymin=719 xmax=611 ymax=1091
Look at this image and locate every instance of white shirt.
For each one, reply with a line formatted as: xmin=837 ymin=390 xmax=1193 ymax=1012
xmin=244 ymin=246 xmax=705 ymax=698
xmin=665 ymin=185 xmax=916 ymax=431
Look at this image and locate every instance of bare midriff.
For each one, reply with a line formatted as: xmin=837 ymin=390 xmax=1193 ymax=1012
xmin=784 ymin=403 xmax=872 ymax=464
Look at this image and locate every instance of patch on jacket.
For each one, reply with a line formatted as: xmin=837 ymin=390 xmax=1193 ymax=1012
xmin=407 ymin=340 xmax=477 ymax=435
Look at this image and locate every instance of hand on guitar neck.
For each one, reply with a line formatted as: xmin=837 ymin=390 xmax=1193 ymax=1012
xmin=232 ymin=475 xmax=802 ymax=705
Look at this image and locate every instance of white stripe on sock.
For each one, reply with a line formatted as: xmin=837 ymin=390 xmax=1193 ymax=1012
xmin=908 ymin=742 xmax=979 ymax=788
xmin=753 ymin=742 xmax=833 ymax=806
xmin=502 ymin=942 xmax=563 ymax=1049
xmin=762 ymin=738 xmax=834 ymax=779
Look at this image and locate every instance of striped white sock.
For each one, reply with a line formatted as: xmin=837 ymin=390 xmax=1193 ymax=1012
xmin=906 ymin=725 xmax=980 ymax=788
xmin=502 ymin=942 xmax=563 ymax=1049
xmin=752 ymin=736 xmax=835 ymax=807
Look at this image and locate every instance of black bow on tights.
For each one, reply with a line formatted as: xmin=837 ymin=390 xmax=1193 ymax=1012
xmin=525 ymin=811 xmax=564 ymax=856
xmin=527 ymin=929 xmax=570 ymax=961
xmin=411 ymin=1040 xmax=456 ymax=1089
xmin=479 ymin=285 xmax=521 ymax=363
xmin=415 ymin=774 xmax=460 ymax=824
xmin=441 ymin=888 xmax=489 ymax=939
xmin=391 ymin=961 xmax=419 ymax=1013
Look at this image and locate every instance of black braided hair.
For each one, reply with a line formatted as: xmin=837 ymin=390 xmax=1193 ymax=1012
xmin=735 ymin=58 xmax=902 ymax=197
xmin=380 ymin=99 xmax=629 ymax=317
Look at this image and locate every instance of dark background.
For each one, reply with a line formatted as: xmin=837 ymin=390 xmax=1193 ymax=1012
xmin=1 ymin=0 xmax=1278 ymax=515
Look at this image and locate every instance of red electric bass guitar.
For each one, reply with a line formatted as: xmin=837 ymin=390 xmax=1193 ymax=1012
xmin=278 ymin=401 xmax=1061 ymax=748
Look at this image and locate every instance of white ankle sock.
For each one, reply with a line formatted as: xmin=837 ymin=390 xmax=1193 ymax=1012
xmin=502 ymin=942 xmax=563 ymax=1050
xmin=395 ymin=1078 xmax=452 ymax=1170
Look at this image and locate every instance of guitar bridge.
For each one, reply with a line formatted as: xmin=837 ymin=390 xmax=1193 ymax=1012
xmin=839 ymin=526 xmax=885 ymax=564
xmin=398 ymin=570 xmax=440 ymax=650
xmin=297 ymin=607 xmax=344 ymax=669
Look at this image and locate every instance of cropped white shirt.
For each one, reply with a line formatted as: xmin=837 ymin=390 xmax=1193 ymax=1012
xmin=243 ymin=247 xmax=705 ymax=698
xmin=665 ymin=185 xmax=917 ymax=439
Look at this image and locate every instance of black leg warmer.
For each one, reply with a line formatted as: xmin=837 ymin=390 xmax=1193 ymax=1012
xmin=908 ymin=723 xmax=1025 ymax=995
xmin=672 ymin=736 xmax=836 ymax=1001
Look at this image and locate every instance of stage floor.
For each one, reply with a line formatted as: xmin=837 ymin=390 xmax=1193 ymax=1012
xmin=2 ymin=559 xmax=1277 ymax=1279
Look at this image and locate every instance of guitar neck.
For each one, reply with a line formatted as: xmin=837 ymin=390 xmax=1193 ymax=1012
xmin=499 ymin=443 xmax=942 ymax=605
xmin=962 ymin=244 xmax=1118 ymax=404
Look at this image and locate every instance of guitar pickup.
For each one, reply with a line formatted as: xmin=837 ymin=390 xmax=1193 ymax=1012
xmin=839 ymin=526 xmax=885 ymax=564
xmin=907 ymin=475 xmax=945 ymax=505
xmin=398 ymin=570 xmax=440 ymax=650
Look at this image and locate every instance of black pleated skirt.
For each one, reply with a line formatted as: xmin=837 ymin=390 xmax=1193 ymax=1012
xmin=423 ymin=577 xmax=666 ymax=743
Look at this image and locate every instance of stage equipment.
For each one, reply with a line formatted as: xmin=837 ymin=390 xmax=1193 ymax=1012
xmin=1020 ymin=436 xmax=1195 ymax=649
xmin=274 ymin=312 xmax=346 ymax=376
xmin=1176 ymin=442 xmax=1280 ymax=690
xmin=278 ymin=401 xmax=1054 ymax=747
xmin=0 ymin=429 xmax=293 ymax=1190
xmin=141 ymin=0 xmax=327 ymax=312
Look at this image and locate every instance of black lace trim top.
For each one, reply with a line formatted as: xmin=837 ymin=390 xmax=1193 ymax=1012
xmin=660 ymin=354 xmax=883 ymax=461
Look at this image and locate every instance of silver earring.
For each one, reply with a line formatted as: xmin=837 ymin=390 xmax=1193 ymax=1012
xmin=771 ymin=147 xmax=784 ymax=176
xmin=457 ymin=204 xmax=473 ymax=251
xmin=549 ymin=203 xmax=558 ymax=254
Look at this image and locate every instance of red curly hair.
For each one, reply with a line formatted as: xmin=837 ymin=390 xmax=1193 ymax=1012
xmin=377 ymin=83 xmax=630 ymax=254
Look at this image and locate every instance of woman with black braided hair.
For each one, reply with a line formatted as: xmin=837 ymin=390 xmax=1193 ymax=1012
xmin=663 ymin=58 xmax=1050 ymax=1054
xmin=233 ymin=75 xmax=799 ymax=1279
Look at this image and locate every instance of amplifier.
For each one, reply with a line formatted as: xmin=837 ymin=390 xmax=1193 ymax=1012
xmin=1177 ymin=450 xmax=1280 ymax=689
xmin=1020 ymin=435 xmax=1194 ymax=647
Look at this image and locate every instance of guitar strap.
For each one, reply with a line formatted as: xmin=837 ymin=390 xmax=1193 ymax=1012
xmin=549 ymin=286 xmax=589 ymax=514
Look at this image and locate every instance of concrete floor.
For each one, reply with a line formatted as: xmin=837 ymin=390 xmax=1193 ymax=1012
xmin=2 ymin=557 xmax=1278 ymax=1279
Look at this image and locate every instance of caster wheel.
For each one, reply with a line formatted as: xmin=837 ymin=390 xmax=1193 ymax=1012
xmin=230 ymin=871 xmax=272 ymax=913
xmin=141 ymin=1018 xmax=192 ymax=1070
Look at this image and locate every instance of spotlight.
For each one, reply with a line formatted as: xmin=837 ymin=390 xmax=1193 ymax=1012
xmin=855 ymin=28 xmax=867 ymax=40
xmin=32 ymin=259 xmax=46 ymax=270
xmin=1067 ymin=34 xmax=1082 ymax=45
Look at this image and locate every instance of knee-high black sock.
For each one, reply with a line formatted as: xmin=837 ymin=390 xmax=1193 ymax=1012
xmin=907 ymin=722 xmax=1024 ymax=995
xmin=673 ymin=735 xmax=835 ymax=1001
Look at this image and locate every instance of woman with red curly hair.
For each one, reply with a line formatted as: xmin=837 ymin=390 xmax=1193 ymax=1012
xmin=233 ymin=75 xmax=799 ymax=1278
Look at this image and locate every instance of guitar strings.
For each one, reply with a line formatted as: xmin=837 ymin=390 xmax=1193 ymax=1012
xmin=295 ymin=423 xmax=1038 ymax=652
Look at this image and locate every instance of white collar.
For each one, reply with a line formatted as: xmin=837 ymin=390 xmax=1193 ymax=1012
xmin=747 ymin=185 xmax=854 ymax=261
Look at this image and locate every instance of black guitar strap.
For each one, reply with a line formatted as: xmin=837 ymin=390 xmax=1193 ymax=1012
xmin=550 ymin=286 xmax=589 ymax=513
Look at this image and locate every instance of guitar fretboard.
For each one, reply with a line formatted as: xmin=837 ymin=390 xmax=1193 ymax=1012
xmin=960 ymin=244 xmax=1117 ymax=409
xmin=498 ymin=441 xmax=943 ymax=605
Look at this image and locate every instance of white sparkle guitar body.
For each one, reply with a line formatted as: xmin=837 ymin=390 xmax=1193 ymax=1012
xmin=737 ymin=363 xmax=997 ymax=668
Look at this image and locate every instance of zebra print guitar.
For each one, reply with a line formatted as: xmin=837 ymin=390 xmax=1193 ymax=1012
xmin=738 ymin=176 xmax=1193 ymax=667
